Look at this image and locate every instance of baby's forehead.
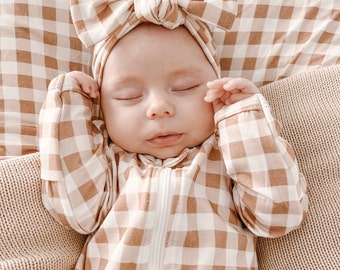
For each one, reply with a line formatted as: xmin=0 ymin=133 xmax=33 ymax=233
xmin=106 ymin=25 xmax=206 ymax=62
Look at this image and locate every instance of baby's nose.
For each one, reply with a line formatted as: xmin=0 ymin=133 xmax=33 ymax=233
xmin=146 ymin=93 xmax=174 ymax=119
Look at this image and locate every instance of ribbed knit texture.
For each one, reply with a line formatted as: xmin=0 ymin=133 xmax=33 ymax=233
xmin=0 ymin=153 xmax=87 ymax=270
xmin=257 ymin=65 xmax=340 ymax=270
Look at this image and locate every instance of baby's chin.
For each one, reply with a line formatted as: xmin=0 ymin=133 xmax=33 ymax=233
xmin=141 ymin=142 xmax=205 ymax=160
xmin=142 ymin=147 xmax=187 ymax=160
xmin=137 ymin=135 xmax=212 ymax=160
xmin=115 ymin=142 xmax=186 ymax=160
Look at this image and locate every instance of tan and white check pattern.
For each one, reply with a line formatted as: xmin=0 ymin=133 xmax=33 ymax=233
xmin=70 ymin=0 xmax=238 ymax=83
xmin=0 ymin=0 xmax=92 ymax=158
xmin=1 ymin=0 xmax=339 ymax=157
xmin=216 ymin=0 xmax=340 ymax=86
xmin=39 ymin=75 xmax=307 ymax=269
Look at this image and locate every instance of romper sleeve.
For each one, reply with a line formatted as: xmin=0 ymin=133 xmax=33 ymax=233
xmin=39 ymin=74 xmax=116 ymax=234
xmin=215 ymin=94 xmax=308 ymax=238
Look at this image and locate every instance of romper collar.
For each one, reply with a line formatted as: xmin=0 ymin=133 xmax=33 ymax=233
xmin=138 ymin=147 xmax=200 ymax=168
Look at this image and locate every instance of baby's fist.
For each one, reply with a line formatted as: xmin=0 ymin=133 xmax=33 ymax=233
xmin=67 ymin=71 xmax=99 ymax=99
xmin=205 ymin=77 xmax=259 ymax=111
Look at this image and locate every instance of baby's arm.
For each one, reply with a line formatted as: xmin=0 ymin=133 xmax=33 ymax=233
xmin=209 ymin=78 xmax=308 ymax=237
xmin=39 ymin=72 xmax=114 ymax=234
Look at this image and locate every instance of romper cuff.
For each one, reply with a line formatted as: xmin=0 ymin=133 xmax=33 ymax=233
xmin=214 ymin=94 xmax=268 ymax=124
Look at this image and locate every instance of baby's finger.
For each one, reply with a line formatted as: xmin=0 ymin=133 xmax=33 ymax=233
xmin=82 ymin=82 xmax=99 ymax=98
xmin=207 ymin=78 xmax=233 ymax=89
xmin=88 ymin=84 xmax=100 ymax=98
xmin=204 ymin=88 xmax=226 ymax=102
xmin=223 ymin=78 xmax=259 ymax=94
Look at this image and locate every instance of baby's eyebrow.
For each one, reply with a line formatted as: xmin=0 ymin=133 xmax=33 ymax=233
xmin=104 ymin=77 xmax=144 ymax=93
xmin=110 ymin=76 xmax=141 ymax=87
xmin=169 ymin=67 xmax=206 ymax=78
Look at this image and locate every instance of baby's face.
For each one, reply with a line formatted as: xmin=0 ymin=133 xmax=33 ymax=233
xmin=100 ymin=24 xmax=217 ymax=159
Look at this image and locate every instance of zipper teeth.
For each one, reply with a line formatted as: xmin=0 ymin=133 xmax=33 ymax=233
xmin=150 ymin=168 xmax=173 ymax=269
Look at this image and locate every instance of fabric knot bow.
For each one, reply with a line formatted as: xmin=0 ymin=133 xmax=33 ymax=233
xmin=70 ymin=0 xmax=238 ymax=83
xmin=134 ymin=0 xmax=187 ymax=30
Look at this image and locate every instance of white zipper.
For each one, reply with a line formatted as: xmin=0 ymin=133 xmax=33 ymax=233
xmin=149 ymin=167 xmax=174 ymax=269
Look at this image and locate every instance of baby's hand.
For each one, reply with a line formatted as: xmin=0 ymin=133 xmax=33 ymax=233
xmin=204 ymin=77 xmax=260 ymax=111
xmin=66 ymin=71 xmax=99 ymax=99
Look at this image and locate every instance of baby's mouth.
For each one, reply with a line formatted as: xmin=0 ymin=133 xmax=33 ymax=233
xmin=147 ymin=133 xmax=183 ymax=147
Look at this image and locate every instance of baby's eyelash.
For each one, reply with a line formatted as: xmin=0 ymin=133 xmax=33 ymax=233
xmin=114 ymin=95 xmax=142 ymax=101
xmin=172 ymin=84 xmax=201 ymax=91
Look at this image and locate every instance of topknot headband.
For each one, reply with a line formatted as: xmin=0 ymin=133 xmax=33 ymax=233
xmin=70 ymin=0 xmax=238 ymax=84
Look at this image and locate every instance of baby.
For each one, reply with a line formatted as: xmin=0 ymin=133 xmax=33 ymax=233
xmin=39 ymin=1 xmax=307 ymax=269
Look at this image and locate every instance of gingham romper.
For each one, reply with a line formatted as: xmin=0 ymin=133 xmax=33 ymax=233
xmin=39 ymin=75 xmax=308 ymax=269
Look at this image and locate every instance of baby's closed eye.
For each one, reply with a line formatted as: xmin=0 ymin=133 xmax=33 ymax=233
xmin=171 ymin=76 xmax=204 ymax=94
xmin=112 ymin=88 xmax=143 ymax=104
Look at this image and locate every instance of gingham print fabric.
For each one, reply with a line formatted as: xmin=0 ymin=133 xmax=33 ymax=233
xmin=0 ymin=0 xmax=92 ymax=158
xmin=69 ymin=0 xmax=238 ymax=83
xmin=39 ymin=75 xmax=307 ymax=269
xmin=216 ymin=0 xmax=340 ymax=86
xmin=1 ymin=0 xmax=340 ymax=157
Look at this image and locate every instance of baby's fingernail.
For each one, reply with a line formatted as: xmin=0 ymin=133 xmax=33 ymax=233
xmin=204 ymin=96 xmax=211 ymax=102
